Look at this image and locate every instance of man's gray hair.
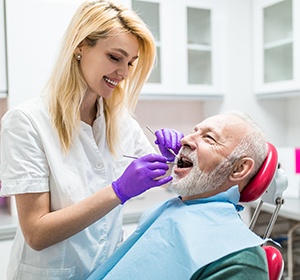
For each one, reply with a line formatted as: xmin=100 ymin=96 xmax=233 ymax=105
xmin=224 ymin=110 xmax=268 ymax=182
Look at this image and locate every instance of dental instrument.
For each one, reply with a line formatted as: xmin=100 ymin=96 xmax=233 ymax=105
xmin=123 ymin=155 xmax=176 ymax=165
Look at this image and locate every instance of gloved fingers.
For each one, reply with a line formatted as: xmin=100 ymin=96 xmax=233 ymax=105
xmin=154 ymin=129 xmax=166 ymax=146
xmin=167 ymin=129 xmax=184 ymax=153
xmin=146 ymin=161 xmax=169 ymax=171
xmin=133 ymin=154 xmax=169 ymax=179
xmin=139 ymin=153 xmax=168 ymax=164
xmin=174 ymin=130 xmax=184 ymax=153
xmin=158 ymin=146 xmax=175 ymax=162
xmin=144 ymin=167 xmax=168 ymax=180
xmin=142 ymin=172 xmax=172 ymax=188
xmin=140 ymin=154 xmax=170 ymax=176
xmin=165 ymin=129 xmax=178 ymax=150
xmin=155 ymin=128 xmax=184 ymax=152
xmin=112 ymin=153 xmax=172 ymax=204
xmin=155 ymin=128 xmax=174 ymax=148
xmin=154 ymin=129 xmax=176 ymax=162
xmin=153 ymin=175 xmax=173 ymax=186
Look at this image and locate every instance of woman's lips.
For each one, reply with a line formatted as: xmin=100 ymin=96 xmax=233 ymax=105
xmin=104 ymin=76 xmax=119 ymax=88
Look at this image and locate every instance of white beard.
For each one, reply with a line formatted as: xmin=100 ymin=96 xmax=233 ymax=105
xmin=170 ymin=149 xmax=234 ymax=198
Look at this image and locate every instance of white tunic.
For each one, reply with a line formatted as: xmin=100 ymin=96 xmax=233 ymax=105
xmin=0 ymin=95 xmax=155 ymax=279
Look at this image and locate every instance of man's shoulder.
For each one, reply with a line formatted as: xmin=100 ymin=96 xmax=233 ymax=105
xmin=190 ymin=246 xmax=269 ymax=280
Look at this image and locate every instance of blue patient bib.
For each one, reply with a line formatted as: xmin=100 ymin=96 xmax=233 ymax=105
xmin=88 ymin=186 xmax=265 ymax=280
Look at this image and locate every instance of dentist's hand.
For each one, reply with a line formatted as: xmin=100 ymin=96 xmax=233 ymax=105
xmin=112 ymin=154 xmax=172 ymax=204
xmin=155 ymin=128 xmax=184 ymax=162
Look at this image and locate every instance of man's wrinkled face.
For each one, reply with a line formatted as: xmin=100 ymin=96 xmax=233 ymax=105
xmin=169 ymin=114 xmax=250 ymax=199
xmin=170 ymin=147 xmax=234 ymax=197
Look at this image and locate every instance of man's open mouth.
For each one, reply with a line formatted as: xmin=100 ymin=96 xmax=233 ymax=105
xmin=177 ymin=157 xmax=193 ymax=168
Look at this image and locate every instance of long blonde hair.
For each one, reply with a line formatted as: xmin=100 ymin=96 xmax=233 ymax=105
xmin=46 ymin=0 xmax=156 ymax=154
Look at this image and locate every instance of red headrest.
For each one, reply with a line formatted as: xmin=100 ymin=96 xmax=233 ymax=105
xmin=239 ymin=142 xmax=278 ymax=202
xmin=263 ymin=245 xmax=283 ymax=280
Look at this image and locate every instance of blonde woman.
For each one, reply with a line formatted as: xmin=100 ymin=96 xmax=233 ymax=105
xmin=0 ymin=1 xmax=183 ymax=279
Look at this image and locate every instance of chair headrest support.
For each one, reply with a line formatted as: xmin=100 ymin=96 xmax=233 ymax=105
xmin=239 ymin=142 xmax=278 ymax=202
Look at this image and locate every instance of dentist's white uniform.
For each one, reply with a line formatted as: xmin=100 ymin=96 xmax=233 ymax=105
xmin=0 ymin=95 xmax=155 ymax=280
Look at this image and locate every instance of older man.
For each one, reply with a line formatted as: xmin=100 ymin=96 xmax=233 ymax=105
xmin=88 ymin=111 xmax=269 ymax=280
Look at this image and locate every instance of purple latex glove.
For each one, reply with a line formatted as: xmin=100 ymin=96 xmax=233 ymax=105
xmin=112 ymin=154 xmax=172 ymax=204
xmin=155 ymin=128 xmax=184 ymax=162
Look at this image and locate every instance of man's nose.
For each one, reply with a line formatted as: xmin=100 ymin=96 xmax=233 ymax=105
xmin=181 ymin=134 xmax=197 ymax=150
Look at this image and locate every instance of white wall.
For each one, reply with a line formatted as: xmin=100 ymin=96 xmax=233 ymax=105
xmin=135 ymin=99 xmax=203 ymax=139
xmin=5 ymin=0 xmax=82 ymax=108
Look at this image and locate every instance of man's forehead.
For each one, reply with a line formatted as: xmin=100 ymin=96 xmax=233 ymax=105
xmin=196 ymin=114 xmax=238 ymax=130
xmin=195 ymin=114 xmax=248 ymax=141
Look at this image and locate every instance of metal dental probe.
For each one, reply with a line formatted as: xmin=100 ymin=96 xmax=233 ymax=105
xmin=123 ymin=154 xmax=176 ymax=165
xmin=145 ymin=125 xmax=180 ymax=160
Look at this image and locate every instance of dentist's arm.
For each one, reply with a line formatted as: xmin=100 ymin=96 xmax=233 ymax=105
xmin=16 ymin=153 xmax=171 ymax=250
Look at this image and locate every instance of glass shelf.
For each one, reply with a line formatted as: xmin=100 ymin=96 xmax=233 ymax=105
xmin=187 ymin=6 xmax=211 ymax=85
xmin=132 ymin=0 xmax=161 ymax=83
xmin=187 ymin=7 xmax=210 ymax=45
xmin=188 ymin=50 xmax=211 ymax=84
xmin=264 ymin=0 xmax=292 ymax=44
xmin=264 ymin=43 xmax=293 ymax=83
xmin=264 ymin=37 xmax=293 ymax=49
xmin=263 ymin=0 xmax=293 ymax=83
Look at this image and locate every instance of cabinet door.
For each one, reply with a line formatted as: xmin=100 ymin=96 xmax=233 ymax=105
xmin=132 ymin=0 xmax=161 ymax=84
xmin=253 ymin=0 xmax=300 ymax=96
xmin=130 ymin=0 xmax=225 ymax=99
xmin=0 ymin=0 xmax=7 ymax=97
xmin=129 ymin=0 xmax=173 ymax=96
xmin=173 ymin=0 xmax=226 ymax=97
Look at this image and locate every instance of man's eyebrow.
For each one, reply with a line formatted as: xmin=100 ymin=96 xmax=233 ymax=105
xmin=209 ymin=127 xmax=222 ymax=136
xmin=202 ymin=126 xmax=222 ymax=137
xmin=111 ymin=48 xmax=138 ymax=60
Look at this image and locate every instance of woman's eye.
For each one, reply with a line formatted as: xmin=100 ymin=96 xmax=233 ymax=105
xmin=109 ymin=54 xmax=120 ymax=62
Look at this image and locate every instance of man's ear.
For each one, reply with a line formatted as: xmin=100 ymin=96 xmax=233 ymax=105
xmin=229 ymin=157 xmax=255 ymax=183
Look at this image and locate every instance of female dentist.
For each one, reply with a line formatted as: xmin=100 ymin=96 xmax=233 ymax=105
xmin=0 ymin=1 xmax=183 ymax=279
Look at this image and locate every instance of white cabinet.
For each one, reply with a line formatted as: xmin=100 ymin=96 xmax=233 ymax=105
xmin=126 ymin=0 xmax=226 ymax=99
xmin=253 ymin=0 xmax=300 ymax=97
xmin=0 ymin=0 xmax=7 ymax=97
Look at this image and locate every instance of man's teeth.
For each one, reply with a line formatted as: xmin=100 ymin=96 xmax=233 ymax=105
xmin=104 ymin=77 xmax=118 ymax=86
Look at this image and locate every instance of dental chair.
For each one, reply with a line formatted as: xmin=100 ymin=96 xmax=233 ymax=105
xmin=240 ymin=142 xmax=288 ymax=280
